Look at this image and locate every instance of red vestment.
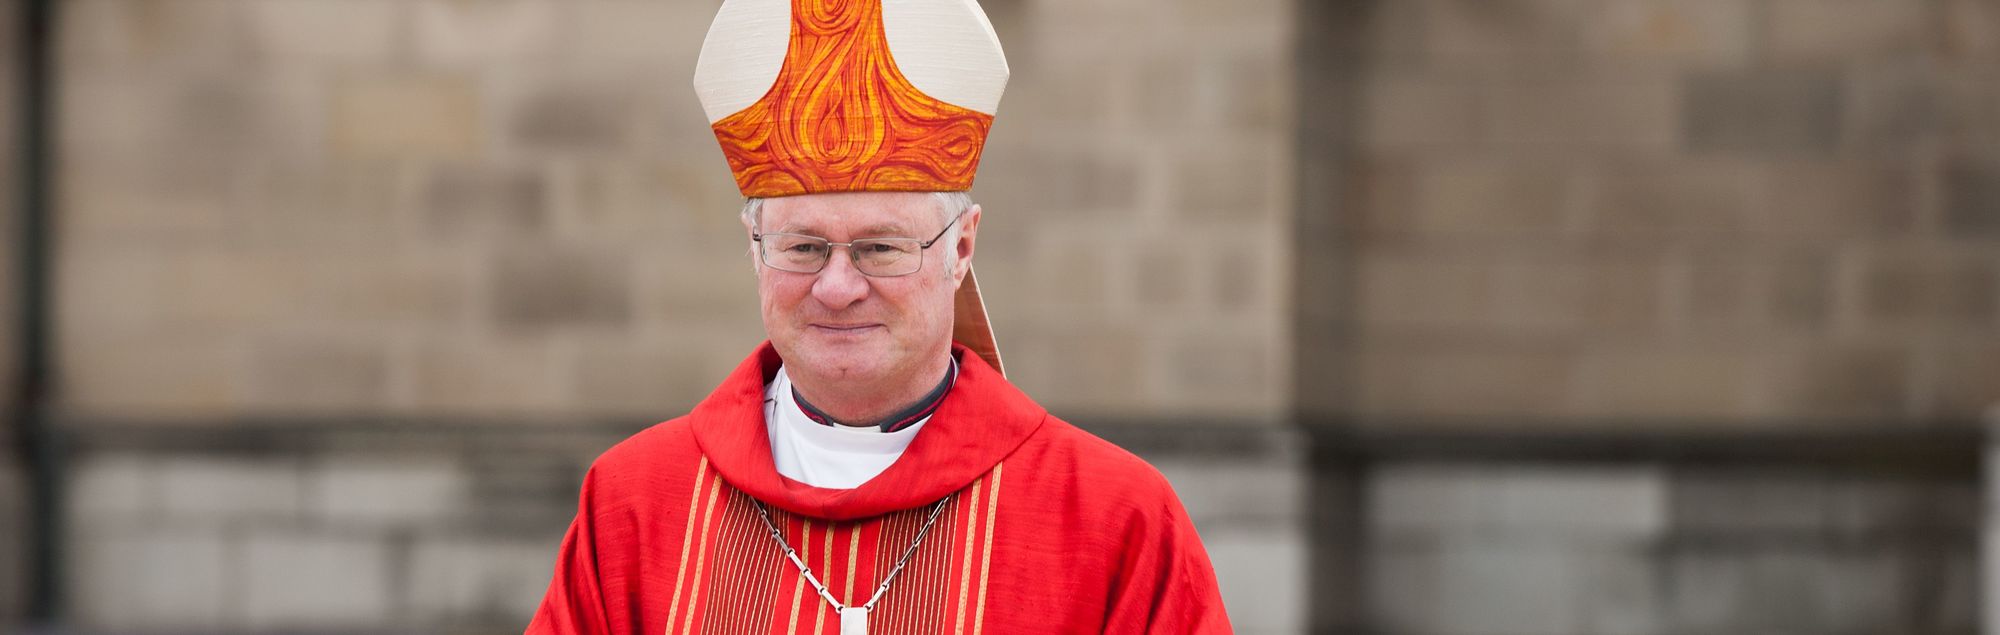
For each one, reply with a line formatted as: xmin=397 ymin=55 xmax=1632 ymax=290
xmin=527 ymin=343 xmax=1232 ymax=634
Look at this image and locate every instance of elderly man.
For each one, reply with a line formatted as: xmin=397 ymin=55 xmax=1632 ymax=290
xmin=526 ymin=0 xmax=1229 ymax=633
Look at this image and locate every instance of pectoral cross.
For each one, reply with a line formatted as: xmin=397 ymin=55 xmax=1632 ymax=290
xmin=841 ymin=606 xmax=869 ymax=635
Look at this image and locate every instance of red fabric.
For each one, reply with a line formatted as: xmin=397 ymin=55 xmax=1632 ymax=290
xmin=527 ymin=342 xmax=1232 ymax=634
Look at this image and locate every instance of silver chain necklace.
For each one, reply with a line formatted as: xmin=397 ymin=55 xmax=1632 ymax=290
xmin=751 ymin=496 xmax=952 ymax=635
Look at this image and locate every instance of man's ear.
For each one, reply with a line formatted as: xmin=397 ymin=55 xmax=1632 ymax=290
xmin=952 ymin=204 xmax=981 ymax=286
xmin=742 ymin=207 xmax=761 ymax=274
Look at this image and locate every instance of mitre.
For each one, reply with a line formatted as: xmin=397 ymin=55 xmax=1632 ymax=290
xmin=695 ymin=0 xmax=1011 ymax=373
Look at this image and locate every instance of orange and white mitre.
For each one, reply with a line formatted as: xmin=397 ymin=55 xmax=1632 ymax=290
xmin=693 ymin=0 xmax=1010 ymax=372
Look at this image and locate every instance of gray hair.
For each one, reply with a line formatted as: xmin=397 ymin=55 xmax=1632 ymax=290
xmin=741 ymin=192 xmax=975 ymax=277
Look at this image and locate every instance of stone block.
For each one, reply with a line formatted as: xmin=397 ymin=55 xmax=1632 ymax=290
xmin=563 ymin=160 xmax=707 ymax=237
xmin=1356 ymin=256 xmax=1489 ymax=329
xmin=302 ymin=250 xmax=474 ymax=326
xmin=971 ymin=148 xmax=1139 ymax=219
xmin=1370 ymin=464 xmax=1666 ymax=539
xmin=1211 ymin=245 xmax=1277 ymax=314
xmin=1664 ymin=550 xmax=1806 ymax=632
xmin=59 ymin=0 xmax=242 ymax=71
xmin=1163 ymin=333 xmax=1280 ymax=414
xmin=243 ymin=335 xmax=392 ymax=412
xmin=60 ymin=145 xmax=219 ymax=232
xmin=1580 ymin=0 xmax=1754 ymax=64
xmin=1134 ymin=236 xmax=1192 ymax=308
xmin=1682 ymin=253 xmax=1838 ymax=331
xmin=1667 ymin=549 xmax=1911 ymax=632
xmin=1018 ymin=230 xmax=1112 ymax=311
xmin=1576 ymin=551 xmax=1664 ymax=635
xmin=1138 ymin=52 xmax=1286 ymax=132
xmin=1824 ymin=476 xmax=1978 ymax=536
xmin=1355 ymin=348 xmax=1577 ymax=418
xmin=309 ymin=459 xmax=468 ymax=525
xmin=1669 ymin=467 xmax=1828 ymax=533
xmin=490 ymin=242 xmax=633 ymax=331
xmin=1004 ymin=326 xmax=1144 ymax=415
xmin=1006 ymin=55 xmax=1123 ymax=133
xmin=1768 ymin=0 xmax=1934 ymax=62
xmin=571 ymin=340 xmax=738 ymax=416
xmin=1762 ymin=162 xmax=1917 ymax=236
xmin=1344 ymin=159 xmax=1419 ymax=239
xmin=1767 ymin=346 xmax=1911 ymax=418
xmin=568 ymin=0 xmax=712 ymax=70
xmin=1843 ymin=72 xmax=1947 ymax=156
xmin=68 ymin=454 xmax=155 ymax=521
xmin=413 ymin=0 xmax=559 ymax=66
xmin=1942 ymin=159 xmax=2000 ymax=236
xmin=144 ymin=250 xmax=303 ymax=327
xmin=1583 ymin=160 xmax=1758 ymax=234
xmin=237 ymin=161 xmax=405 ymax=243
xmin=1489 ymin=260 xmax=1664 ymax=333
xmin=69 ymin=530 xmax=229 ymax=630
xmin=1358 ymin=77 xmax=1480 ymax=149
xmin=1941 ymin=542 xmax=1978 ymax=633
xmin=1487 ymin=78 xmax=1677 ymax=150
xmin=1854 ymin=254 xmax=1998 ymax=330
xmin=506 ymin=85 xmax=644 ymax=155
xmin=1174 ymin=152 xmax=1279 ymax=221
xmin=1572 ymin=349 xmax=1761 ymax=419
xmin=1935 ymin=343 xmax=2000 ymax=416
xmin=157 ymin=457 xmax=303 ymax=520
xmin=1410 ymin=160 xmax=1575 ymax=234
xmin=245 ymin=0 xmax=402 ymax=65
xmin=57 ymin=331 xmax=242 ymax=417
xmin=408 ymin=537 xmax=556 ymax=625
xmin=1944 ymin=0 xmax=2000 ymax=60
xmin=421 ymin=162 xmax=550 ymax=239
xmin=409 ymin=337 xmax=565 ymax=413
xmin=1370 ymin=545 xmax=1584 ymax=635
xmin=1154 ymin=459 xmax=1303 ymax=528
xmin=1205 ymin=528 xmax=1306 ymax=634
xmin=1423 ymin=0 xmax=1584 ymax=68
xmin=241 ymin=531 xmax=393 ymax=630
xmin=635 ymin=251 xmax=762 ymax=328
xmin=1684 ymin=70 xmax=1842 ymax=155
xmin=1768 ymin=257 xmax=1836 ymax=328
xmin=333 ymin=74 xmax=482 ymax=160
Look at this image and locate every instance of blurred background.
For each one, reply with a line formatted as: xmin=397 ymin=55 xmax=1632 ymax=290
xmin=2 ymin=0 xmax=1997 ymax=633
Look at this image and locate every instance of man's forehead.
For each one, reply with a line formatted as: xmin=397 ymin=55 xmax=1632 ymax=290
xmin=763 ymin=192 xmax=936 ymax=230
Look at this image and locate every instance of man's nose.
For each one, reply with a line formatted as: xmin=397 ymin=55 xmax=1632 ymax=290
xmin=810 ymin=248 xmax=870 ymax=310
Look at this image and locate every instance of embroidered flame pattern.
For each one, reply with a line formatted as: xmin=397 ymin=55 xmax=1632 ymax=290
xmin=711 ymin=0 xmax=995 ymax=197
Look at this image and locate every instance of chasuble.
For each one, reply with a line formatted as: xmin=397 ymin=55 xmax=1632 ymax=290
xmin=526 ymin=343 xmax=1232 ymax=634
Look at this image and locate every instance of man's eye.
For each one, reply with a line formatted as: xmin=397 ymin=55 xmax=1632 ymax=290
xmin=785 ymin=243 xmax=827 ymax=254
xmin=861 ymin=243 xmax=900 ymax=254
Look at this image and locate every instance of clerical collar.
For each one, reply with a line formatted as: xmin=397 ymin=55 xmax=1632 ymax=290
xmin=791 ymin=357 xmax=958 ymax=433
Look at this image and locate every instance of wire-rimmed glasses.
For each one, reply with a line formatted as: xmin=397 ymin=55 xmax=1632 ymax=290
xmin=751 ymin=210 xmax=966 ymax=277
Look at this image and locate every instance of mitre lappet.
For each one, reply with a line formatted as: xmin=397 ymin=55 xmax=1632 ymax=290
xmin=694 ymin=0 xmax=1010 ymax=373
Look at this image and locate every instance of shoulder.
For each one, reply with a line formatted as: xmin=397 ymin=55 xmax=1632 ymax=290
xmin=579 ymin=417 xmax=708 ymax=499
xmin=1013 ymin=415 xmax=1184 ymax=509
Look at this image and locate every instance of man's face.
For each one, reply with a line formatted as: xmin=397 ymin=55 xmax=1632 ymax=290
xmin=750 ymin=191 xmax=980 ymax=385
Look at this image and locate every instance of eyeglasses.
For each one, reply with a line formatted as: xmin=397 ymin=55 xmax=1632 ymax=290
xmin=751 ymin=210 xmax=966 ymax=277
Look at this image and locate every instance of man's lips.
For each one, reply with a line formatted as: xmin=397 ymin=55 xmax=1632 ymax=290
xmin=808 ymin=323 xmax=882 ymax=332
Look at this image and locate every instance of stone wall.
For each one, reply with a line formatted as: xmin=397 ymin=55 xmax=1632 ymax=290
xmin=59 ymin=425 xmax=1309 ymax=634
xmin=62 ymin=426 xmax=612 ymax=632
xmin=1363 ymin=458 xmax=1978 ymax=635
xmin=23 ymin=0 xmax=2000 ymax=633
xmin=53 ymin=0 xmax=1293 ymax=426
xmin=1 ymin=0 xmax=25 ymax=623
xmin=43 ymin=0 xmax=1302 ymax=631
xmin=1300 ymin=0 xmax=2000 ymax=426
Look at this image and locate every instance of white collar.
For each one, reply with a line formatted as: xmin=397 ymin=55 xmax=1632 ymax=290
xmin=763 ymin=365 xmax=936 ymax=489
